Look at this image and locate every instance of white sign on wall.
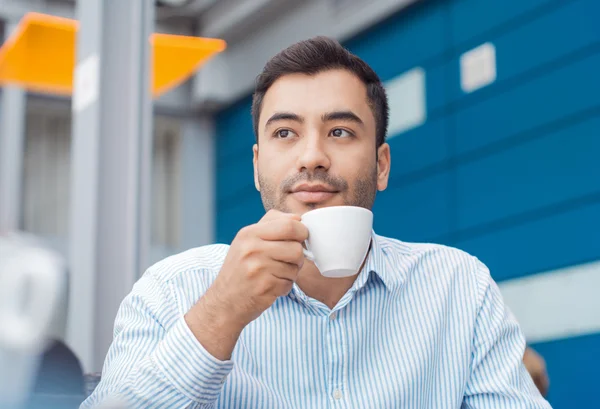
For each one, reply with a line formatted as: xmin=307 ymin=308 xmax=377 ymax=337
xmin=73 ymin=54 xmax=100 ymax=113
xmin=460 ymin=42 xmax=497 ymax=93
xmin=385 ymin=67 xmax=427 ymax=138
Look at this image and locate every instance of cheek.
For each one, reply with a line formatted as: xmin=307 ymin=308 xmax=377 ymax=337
xmin=349 ymin=166 xmax=378 ymax=194
xmin=257 ymin=153 xmax=273 ymax=175
xmin=259 ymin=148 xmax=286 ymax=168
xmin=259 ymin=148 xmax=295 ymax=173
xmin=335 ymin=151 xmax=375 ymax=175
xmin=257 ymin=158 xmax=285 ymax=188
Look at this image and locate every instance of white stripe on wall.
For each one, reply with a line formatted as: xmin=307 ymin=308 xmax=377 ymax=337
xmin=499 ymin=260 xmax=600 ymax=344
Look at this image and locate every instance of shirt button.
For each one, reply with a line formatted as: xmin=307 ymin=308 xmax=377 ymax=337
xmin=333 ymin=389 xmax=343 ymax=400
xmin=330 ymin=312 xmax=337 ymax=320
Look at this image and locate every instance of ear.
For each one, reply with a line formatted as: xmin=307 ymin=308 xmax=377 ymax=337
xmin=376 ymin=143 xmax=391 ymax=191
xmin=253 ymin=144 xmax=260 ymax=191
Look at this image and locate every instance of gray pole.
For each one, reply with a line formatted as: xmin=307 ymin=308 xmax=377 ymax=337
xmin=0 ymin=22 xmax=26 ymax=233
xmin=67 ymin=0 xmax=155 ymax=373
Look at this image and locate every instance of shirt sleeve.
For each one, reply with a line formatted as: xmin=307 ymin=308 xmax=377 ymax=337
xmin=80 ymin=269 xmax=234 ymax=409
xmin=462 ymin=262 xmax=553 ymax=409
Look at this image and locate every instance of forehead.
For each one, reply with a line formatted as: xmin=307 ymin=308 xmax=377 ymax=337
xmin=259 ymin=69 xmax=374 ymax=129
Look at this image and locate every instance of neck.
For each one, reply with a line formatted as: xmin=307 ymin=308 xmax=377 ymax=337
xmin=296 ymin=241 xmax=372 ymax=310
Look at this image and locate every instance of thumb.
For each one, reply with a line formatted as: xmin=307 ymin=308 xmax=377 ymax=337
xmin=260 ymin=209 xmax=301 ymax=222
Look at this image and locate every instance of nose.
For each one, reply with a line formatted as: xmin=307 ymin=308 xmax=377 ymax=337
xmin=296 ymin=133 xmax=331 ymax=173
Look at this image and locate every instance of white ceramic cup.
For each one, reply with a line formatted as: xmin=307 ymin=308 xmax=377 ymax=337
xmin=300 ymin=206 xmax=373 ymax=278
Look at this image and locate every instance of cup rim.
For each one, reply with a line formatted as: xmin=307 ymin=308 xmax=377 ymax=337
xmin=300 ymin=205 xmax=372 ymax=220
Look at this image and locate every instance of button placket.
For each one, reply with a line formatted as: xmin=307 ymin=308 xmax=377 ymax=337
xmin=326 ymin=309 xmax=347 ymax=406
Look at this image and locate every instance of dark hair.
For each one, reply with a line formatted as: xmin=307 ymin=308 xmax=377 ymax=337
xmin=251 ymin=36 xmax=389 ymax=147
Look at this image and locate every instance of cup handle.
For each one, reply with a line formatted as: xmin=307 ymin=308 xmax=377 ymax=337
xmin=303 ymin=246 xmax=315 ymax=262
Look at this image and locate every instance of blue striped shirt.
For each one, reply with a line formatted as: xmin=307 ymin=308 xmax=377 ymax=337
xmin=82 ymin=232 xmax=551 ymax=408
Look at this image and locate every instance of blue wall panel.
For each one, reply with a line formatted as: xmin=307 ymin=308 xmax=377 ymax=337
xmin=387 ymin=116 xmax=447 ymax=178
xmin=448 ymin=0 xmax=600 ymax=105
xmin=217 ymin=151 xmax=255 ymax=204
xmin=448 ymin=0 xmax=558 ymax=47
xmin=456 ymin=116 xmax=600 ymax=230
xmin=373 ymin=172 xmax=452 ymax=242
xmin=455 ymin=200 xmax=600 ymax=282
xmin=425 ymin=62 xmax=448 ymax=113
xmin=491 ymin=0 xmax=600 ymax=84
xmin=215 ymin=95 xmax=254 ymax=161
xmin=454 ymin=51 xmax=600 ymax=156
xmin=216 ymin=190 xmax=264 ymax=244
xmin=386 ymin=61 xmax=448 ymax=178
xmin=345 ymin=0 xmax=447 ymax=81
xmin=530 ymin=333 xmax=600 ymax=409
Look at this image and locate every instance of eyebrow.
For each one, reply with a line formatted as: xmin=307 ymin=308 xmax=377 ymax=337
xmin=321 ymin=111 xmax=365 ymax=128
xmin=264 ymin=110 xmax=365 ymax=132
xmin=265 ymin=112 xmax=304 ymax=131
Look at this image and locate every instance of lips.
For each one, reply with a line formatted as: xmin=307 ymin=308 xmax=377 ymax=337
xmin=290 ymin=184 xmax=338 ymax=204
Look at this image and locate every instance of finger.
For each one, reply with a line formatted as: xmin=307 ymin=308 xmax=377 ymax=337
xmin=259 ymin=209 xmax=300 ymax=223
xmin=257 ymin=218 xmax=309 ymax=242
xmin=262 ymin=258 xmax=301 ymax=282
xmin=271 ymin=277 xmax=294 ymax=297
xmin=262 ymin=241 xmax=305 ymax=266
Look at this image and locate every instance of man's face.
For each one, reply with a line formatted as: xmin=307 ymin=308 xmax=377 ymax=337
xmin=253 ymin=68 xmax=391 ymax=215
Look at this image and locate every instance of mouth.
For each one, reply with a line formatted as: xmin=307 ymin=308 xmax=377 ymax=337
xmin=290 ymin=183 xmax=339 ymax=204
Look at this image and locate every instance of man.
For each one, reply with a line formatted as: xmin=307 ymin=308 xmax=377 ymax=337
xmin=82 ymin=37 xmax=551 ymax=408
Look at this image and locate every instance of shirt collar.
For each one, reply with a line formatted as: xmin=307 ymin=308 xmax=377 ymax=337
xmin=289 ymin=231 xmax=402 ymax=305
xmin=351 ymin=230 xmax=397 ymax=292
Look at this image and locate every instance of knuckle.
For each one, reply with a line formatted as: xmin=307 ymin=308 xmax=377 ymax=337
xmin=293 ymin=243 xmax=304 ymax=260
xmin=300 ymin=224 xmax=309 ymax=240
xmin=245 ymin=258 xmax=263 ymax=278
xmin=239 ymin=236 xmax=262 ymax=258
xmin=237 ymin=224 xmax=249 ymax=236
xmin=238 ymin=240 xmax=254 ymax=258
xmin=258 ymin=278 xmax=275 ymax=295
xmin=236 ymin=225 xmax=253 ymax=240
xmin=283 ymin=218 xmax=296 ymax=236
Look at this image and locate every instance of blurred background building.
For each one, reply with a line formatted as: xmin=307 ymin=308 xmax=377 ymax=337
xmin=0 ymin=0 xmax=598 ymax=408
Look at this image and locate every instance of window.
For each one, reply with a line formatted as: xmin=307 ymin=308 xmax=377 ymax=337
xmin=151 ymin=116 xmax=182 ymax=249
xmin=21 ymin=102 xmax=71 ymax=239
xmin=21 ymin=101 xmax=182 ymax=251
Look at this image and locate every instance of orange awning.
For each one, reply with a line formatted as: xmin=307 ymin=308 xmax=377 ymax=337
xmin=0 ymin=12 xmax=226 ymax=97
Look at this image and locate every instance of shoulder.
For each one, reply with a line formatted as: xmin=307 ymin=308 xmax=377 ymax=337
xmin=376 ymin=234 xmax=491 ymax=298
xmin=145 ymin=243 xmax=230 ymax=285
xmin=377 ymin=234 xmax=484 ymax=269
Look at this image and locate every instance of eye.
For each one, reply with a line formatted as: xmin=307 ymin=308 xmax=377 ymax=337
xmin=330 ymin=128 xmax=353 ymax=138
xmin=274 ymin=129 xmax=297 ymax=139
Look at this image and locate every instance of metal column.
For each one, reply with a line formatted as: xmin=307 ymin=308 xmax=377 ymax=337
xmin=0 ymin=22 xmax=26 ymax=233
xmin=180 ymin=117 xmax=215 ymax=250
xmin=67 ymin=0 xmax=155 ymax=373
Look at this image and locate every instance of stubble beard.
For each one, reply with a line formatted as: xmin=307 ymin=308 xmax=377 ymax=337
xmin=258 ymin=167 xmax=378 ymax=214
